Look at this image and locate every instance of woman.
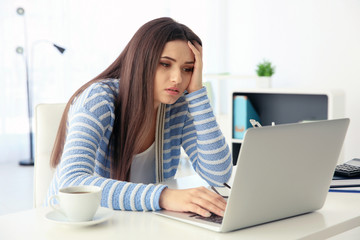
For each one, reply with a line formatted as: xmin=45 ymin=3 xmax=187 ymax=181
xmin=47 ymin=17 xmax=232 ymax=218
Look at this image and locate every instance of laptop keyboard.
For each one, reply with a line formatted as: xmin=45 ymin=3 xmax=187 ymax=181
xmin=189 ymin=213 xmax=223 ymax=224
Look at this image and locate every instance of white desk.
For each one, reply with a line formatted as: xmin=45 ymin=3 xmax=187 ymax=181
xmin=1 ymin=175 xmax=360 ymax=240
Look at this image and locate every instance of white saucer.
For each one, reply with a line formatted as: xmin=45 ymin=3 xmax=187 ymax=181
xmin=45 ymin=207 xmax=113 ymax=226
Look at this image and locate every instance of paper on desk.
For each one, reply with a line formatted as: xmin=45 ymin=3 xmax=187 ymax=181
xmin=211 ymin=186 xmax=231 ymax=197
xmin=331 ymin=179 xmax=360 ymax=186
xmin=329 ymin=187 xmax=360 ymax=193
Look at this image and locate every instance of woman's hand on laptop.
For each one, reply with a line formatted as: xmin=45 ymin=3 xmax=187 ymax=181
xmin=159 ymin=187 xmax=227 ymax=217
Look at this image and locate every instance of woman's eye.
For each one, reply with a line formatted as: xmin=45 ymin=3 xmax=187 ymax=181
xmin=183 ymin=67 xmax=194 ymax=72
xmin=160 ymin=62 xmax=170 ymax=67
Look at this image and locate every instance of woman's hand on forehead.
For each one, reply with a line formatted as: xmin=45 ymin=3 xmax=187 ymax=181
xmin=186 ymin=41 xmax=203 ymax=94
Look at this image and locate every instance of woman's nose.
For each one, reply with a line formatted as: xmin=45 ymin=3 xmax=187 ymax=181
xmin=171 ymin=69 xmax=182 ymax=84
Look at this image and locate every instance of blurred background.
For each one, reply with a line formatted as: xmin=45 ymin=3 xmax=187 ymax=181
xmin=1 ymin=0 xmax=359 ymax=164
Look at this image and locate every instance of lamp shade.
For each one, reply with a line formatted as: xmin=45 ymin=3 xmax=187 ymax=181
xmin=53 ymin=44 xmax=66 ymax=54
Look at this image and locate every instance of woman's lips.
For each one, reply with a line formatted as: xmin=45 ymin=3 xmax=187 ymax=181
xmin=165 ymin=87 xmax=180 ymax=95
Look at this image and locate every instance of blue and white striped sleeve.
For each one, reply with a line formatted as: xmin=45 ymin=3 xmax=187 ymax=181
xmin=57 ymin=83 xmax=166 ymax=211
xmin=183 ymin=87 xmax=232 ymax=186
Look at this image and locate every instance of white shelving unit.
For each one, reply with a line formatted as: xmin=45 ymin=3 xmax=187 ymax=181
xmin=203 ymin=74 xmax=259 ymax=115
xmin=231 ymin=88 xmax=345 ymax=165
xmin=204 ymin=74 xmax=257 ymax=80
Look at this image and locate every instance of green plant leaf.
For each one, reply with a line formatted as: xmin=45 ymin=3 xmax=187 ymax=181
xmin=256 ymin=60 xmax=275 ymax=77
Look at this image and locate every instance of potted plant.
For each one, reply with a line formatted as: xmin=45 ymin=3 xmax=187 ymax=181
xmin=255 ymin=60 xmax=275 ymax=88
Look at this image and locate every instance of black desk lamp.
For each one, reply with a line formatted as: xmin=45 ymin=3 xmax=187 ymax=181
xmin=16 ymin=7 xmax=66 ymax=166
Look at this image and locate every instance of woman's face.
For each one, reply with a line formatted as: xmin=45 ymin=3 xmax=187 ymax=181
xmin=153 ymin=40 xmax=194 ymax=108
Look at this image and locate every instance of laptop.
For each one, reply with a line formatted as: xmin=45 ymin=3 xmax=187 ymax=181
xmin=154 ymin=118 xmax=350 ymax=232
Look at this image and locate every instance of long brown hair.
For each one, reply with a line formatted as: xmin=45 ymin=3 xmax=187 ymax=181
xmin=50 ymin=17 xmax=202 ymax=181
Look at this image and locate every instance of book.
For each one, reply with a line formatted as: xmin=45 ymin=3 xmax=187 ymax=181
xmin=329 ymin=178 xmax=360 ymax=193
xmin=233 ymin=95 xmax=260 ymax=139
xmin=329 ymin=187 xmax=360 ymax=193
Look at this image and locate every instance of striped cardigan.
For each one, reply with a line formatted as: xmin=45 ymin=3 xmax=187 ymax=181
xmin=46 ymin=79 xmax=232 ymax=211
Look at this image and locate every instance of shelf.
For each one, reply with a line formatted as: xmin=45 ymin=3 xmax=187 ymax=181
xmin=231 ymin=139 xmax=243 ymax=144
xmin=231 ymin=89 xmax=345 ymax=165
xmin=204 ymin=74 xmax=257 ymax=80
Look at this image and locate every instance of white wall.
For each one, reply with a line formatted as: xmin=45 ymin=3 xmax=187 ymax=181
xmin=0 ymin=0 xmax=223 ymax=162
xmin=1 ymin=0 xmax=359 ymax=163
xmin=225 ymin=0 xmax=360 ymax=162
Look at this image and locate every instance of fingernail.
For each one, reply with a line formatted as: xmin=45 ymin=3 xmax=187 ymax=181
xmin=205 ymin=212 xmax=211 ymax=217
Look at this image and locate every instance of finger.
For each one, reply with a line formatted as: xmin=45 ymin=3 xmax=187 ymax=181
xmin=190 ymin=187 xmax=227 ymax=215
xmin=199 ymin=186 xmax=227 ymax=205
xmin=188 ymin=40 xmax=202 ymax=54
xmin=187 ymin=41 xmax=202 ymax=59
xmin=194 ymin=41 xmax=203 ymax=55
xmin=191 ymin=197 xmax=225 ymax=217
xmin=187 ymin=41 xmax=203 ymax=76
xmin=187 ymin=203 xmax=212 ymax=217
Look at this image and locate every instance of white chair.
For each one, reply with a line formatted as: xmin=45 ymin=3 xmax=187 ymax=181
xmin=33 ymin=103 xmax=66 ymax=208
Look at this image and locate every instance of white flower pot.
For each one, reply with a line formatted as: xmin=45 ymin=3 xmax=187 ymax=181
xmin=256 ymin=77 xmax=272 ymax=88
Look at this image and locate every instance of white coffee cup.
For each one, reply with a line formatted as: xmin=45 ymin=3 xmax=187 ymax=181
xmin=49 ymin=185 xmax=102 ymax=222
